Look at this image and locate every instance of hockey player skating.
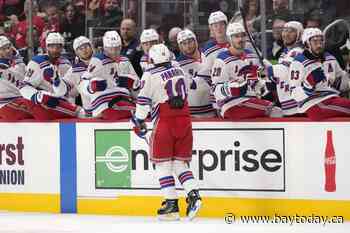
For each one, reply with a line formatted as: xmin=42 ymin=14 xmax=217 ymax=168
xmin=290 ymin=28 xmax=350 ymax=120
xmin=53 ymin=36 xmax=94 ymax=117
xmin=82 ymin=31 xmax=140 ymax=120
xmin=176 ymin=29 xmax=215 ymax=117
xmin=132 ymin=44 xmax=201 ymax=221
xmin=0 ymin=36 xmax=34 ymax=120
xmin=212 ymin=23 xmax=281 ymax=120
xmin=20 ymin=32 xmax=83 ymax=120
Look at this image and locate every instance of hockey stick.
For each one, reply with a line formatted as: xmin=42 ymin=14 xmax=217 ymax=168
xmin=239 ymin=6 xmax=265 ymax=67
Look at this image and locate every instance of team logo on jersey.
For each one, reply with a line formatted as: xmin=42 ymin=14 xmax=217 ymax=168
xmin=95 ymin=130 xmax=131 ymax=188
xmin=43 ymin=67 xmax=55 ymax=83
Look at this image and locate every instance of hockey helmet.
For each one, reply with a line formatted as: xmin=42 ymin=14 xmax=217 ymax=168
xmin=103 ymin=31 xmax=122 ymax=48
xmin=73 ymin=36 xmax=92 ymax=51
xmin=226 ymin=23 xmax=245 ymax=38
xmin=177 ymin=29 xmax=196 ymax=44
xmin=302 ymin=28 xmax=323 ymax=45
xmin=284 ymin=21 xmax=304 ymax=40
xmin=0 ymin=36 xmax=11 ymax=48
xmin=208 ymin=11 xmax=228 ymax=25
xmin=46 ymin=32 xmax=64 ymax=47
xmin=148 ymin=44 xmax=171 ymax=64
xmin=140 ymin=29 xmax=159 ymax=43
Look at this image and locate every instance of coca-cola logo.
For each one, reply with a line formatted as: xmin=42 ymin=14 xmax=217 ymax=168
xmin=325 ymin=156 xmax=336 ymax=165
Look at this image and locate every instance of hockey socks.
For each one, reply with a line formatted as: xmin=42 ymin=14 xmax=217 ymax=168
xmin=157 ymin=162 xmax=179 ymax=221
xmin=174 ymin=160 xmax=202 ymax=220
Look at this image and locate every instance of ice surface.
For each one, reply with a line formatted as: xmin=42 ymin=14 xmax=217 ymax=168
xmin=0 ymin=212 xmax=348 ymax=233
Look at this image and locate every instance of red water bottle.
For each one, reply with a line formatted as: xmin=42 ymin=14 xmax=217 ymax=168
xmin=324 ymin=130 xmax=336 ymax=192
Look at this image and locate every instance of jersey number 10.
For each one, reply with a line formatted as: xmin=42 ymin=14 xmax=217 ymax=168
xmin=164 ymin=78 xmax=186 ymax=99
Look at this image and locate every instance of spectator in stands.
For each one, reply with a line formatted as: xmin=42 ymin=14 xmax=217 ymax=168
xmin=89 ymin=0 xmax=123 ymax=29
xmin=267 ymin=18 xmax=286 ymax=60
xmin=126 ymin=0 xmax=138 ymax=21
xmin=0 ymin=0 xmax=24 ymax=23
xmin=42 ymin=1 xmax=61 ymax=32
xmin=303 ymin=12 xmax=322 ymax=29
xmin=74 ymin=0 xmax=89 ymax=17
xmin=10 ymin=0 xmax=44 ymax=52
xmin=39 ymin=1 xmax=62 ymax=51
xmin=254 ymin=0 xmax=290 ymax=31
xmin=231 ymin=0 xmax=260 ymax=32
xmin=60 ymin=3 xmax=85 ymax=53
xmin=272 ymin=0 xmax=289 ymax=14
xmin=167 ymin=27 xmax=182 ymax=59
xmin=120 ymin=18 xmax=143 ymax=77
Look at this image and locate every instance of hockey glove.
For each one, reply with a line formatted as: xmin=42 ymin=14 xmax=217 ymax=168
xmin=117 ymin=75 xmax=141 ymax=91
xmin=88 ymin=79 xmax=107 ymax=93
xmin=31 ymin=91 xmax=59 ymax=108
xmin=222 ymin=80 xmax=248 ymax=97
xmin=238 ymin=64 xmax=259 ymax=80
xmin=131 ymin=115 xmax=147 ymax=138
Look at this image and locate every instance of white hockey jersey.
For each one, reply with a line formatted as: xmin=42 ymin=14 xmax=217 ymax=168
xmin=20 ymin=54 xmax=71 ymax=101
xmin=53 ymin=59 xmax=92 ymax=114
xmin=82 ymin=52 xmax=139 ymax=117
xmin=0 ymin=56 xmax=26 ymax=108
xmin=278 ymin=45 xmax=304 ymax=65
xmin=197 ymin=39 xmax=230 ymax=109
xmin=199 ymin=39 xmax=230 ymax=78
xmin=268 ymin=45 xmax=304 ymax=116
xmin=289 ymin=52 xmax=348 ymax=113
xmin=135 ymin=65 xmax=190 ymax=121
xmin=176 ymin=51 xmax=215 ymax=117
xmin=140 ymin=53 xmax=179 ymax=73
xmin=211 ymin=48 xmax=262 ymax=117
xmin=140 ymin=54 xmax=150 ymax=72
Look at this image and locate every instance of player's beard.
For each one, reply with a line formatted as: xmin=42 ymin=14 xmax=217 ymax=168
xmin=48 ymin=51 xmax=61 ymax=61
xmin=312 ymin=47 xmax=325 ymax=57
xmin=283 ymin=38 xmax=297 ymax=47
xmin=80 ymin=49 xmax=93 ymax=61
xmin=0 ymin=50 xmax=12 ymax=59
xmin=184 ymin=46 xmax=197 ymax=57
xmin=233 ymin=41 xmax=245 ymax=51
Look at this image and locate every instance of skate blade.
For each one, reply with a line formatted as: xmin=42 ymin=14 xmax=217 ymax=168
xmin=158 ymin=212 xmax=180 ymax=221
xmin=188 ymin=200 xmax=202 ymax=221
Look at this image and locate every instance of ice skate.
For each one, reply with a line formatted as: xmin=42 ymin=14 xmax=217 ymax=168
xmin=157 ymin=199 xmax=180 ymax=221
xmin=186 ymin=190 xmax=202 ymax=220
